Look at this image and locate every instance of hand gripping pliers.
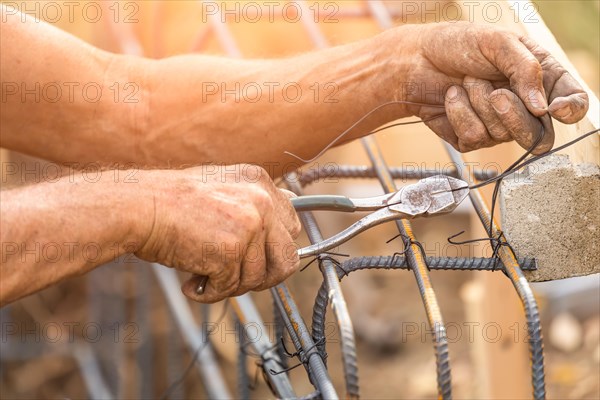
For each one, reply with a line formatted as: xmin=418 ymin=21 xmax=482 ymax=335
xmin=194 ymin=175 xmax=469 ymax=295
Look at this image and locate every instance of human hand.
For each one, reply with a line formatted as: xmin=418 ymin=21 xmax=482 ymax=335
xmin=393 ymin=22 xmax=589 ymax=154
xmin=135 ymin=165 xmax=302 ymax=303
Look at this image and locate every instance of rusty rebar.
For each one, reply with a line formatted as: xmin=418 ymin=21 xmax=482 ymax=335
xmin=445 ymin=145 xmax=546 ymax=399
xmin=296 ymin=165 xmax=497 ymax=187
xmin=286 ymin=174 xmax=360 ymax=399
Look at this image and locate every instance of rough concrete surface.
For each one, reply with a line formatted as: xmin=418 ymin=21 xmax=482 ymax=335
xmin=500 ymin=154 xmax=600 ymax=281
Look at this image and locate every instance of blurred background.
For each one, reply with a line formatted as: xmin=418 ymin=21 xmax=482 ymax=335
xmin=0 ymin=1 xmax=598 ymax=399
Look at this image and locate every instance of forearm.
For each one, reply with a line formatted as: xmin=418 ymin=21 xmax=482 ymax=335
xmin=141 ymin=31 xmax=414 ymax=174
xmin=0 ymin=172 xmax=150 ymax=305
xmin=0 ymin=5 xmax=144 ymax=164
xmin=1 ymin=5 xmax=416 ymax=175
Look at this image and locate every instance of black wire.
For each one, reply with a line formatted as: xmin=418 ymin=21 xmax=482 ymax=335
xmin=485 ymin=125 xmax=546 ymax=237
xmin=159 ymin=300 xmax=230 ymax=400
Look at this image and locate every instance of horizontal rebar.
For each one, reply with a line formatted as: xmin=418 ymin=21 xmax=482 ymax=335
xmin=311 ymin=255 xmax=538 ymax=360
xmin=340 ymin=255 xmax=537 ymax=275
xmin=297 ymin=165 xmax=496 ymax=187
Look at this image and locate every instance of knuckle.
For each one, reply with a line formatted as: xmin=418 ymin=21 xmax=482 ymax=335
xmin=289 ymin=215 xmax=302 ymax=238
xmin=458 ymin=134 xmax=483 ymax=152
xmin=242 ymin=164 xmax=269 ymax=182
xmin=248 ymin=185 xmax=274 ymax=214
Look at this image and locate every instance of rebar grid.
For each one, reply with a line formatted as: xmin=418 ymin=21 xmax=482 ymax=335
xmin=88 ymin=1 xmax=549 ymax=399
xmin=286 ymin=173 xmax=360 ymax=399
xmin=184 ymin=0 xmax=546 ymax=398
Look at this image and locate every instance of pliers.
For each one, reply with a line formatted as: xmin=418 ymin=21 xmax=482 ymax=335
xmin=293 ymin=175 xmax=469 ymax=258
xmin=194 ymin=175 xmax=469 ymax=295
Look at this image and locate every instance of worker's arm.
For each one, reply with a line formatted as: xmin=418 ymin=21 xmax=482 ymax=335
xmin=0 ymin=5 xmax=589 ymax=175
xmin=0 ymin=165 xmax=301 ymax=306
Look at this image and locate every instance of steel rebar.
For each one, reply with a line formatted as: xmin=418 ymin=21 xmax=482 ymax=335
xmin=272 ymin=284 xmax=339 ymax=399
xmin=287 ymin=174 xmax=360 ymax=399
xmin=361 ymin=136 xmax=453 ymax=399
xmin=231 ymin=294 xmax=297 ymax=399
xmin=297 ymin=165 xmax=497 ymax=187
xmin=445 ymin=145 xmax=546 ymax=399
xmin=311 ymin=256 xmax=537 ymax=352
xmin=273 ymin=296 xmax=289 ymax=370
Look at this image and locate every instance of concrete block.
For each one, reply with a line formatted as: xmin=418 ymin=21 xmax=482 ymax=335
xmin=500 ymin=154 xmax=600 ymax=281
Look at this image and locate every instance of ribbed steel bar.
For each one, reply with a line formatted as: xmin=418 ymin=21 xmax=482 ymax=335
xmin=364 ymin=5 xmax=459 ymax=398
xmin=343 ymin=255 xmax=536 ymax=274
xmin=361 ymin=136 xmax=452 ymax=399
xmin=230 ymin=294 xmax=297 ymax=399
xmin=273 ymin=297 xmax=289 ymax=370
xmin=152 ymin=265 xmax=232 ymax=399
xmin=297 ymin=165 xmax=497 ymax=187
xmin=311 ymin=255 xmax=538 ymax=351
xmin=286 ymin=173 xmax=360 ymax=399
xmin=236 ymin=314 xmax=251 ymax=400
xmin=444 ymin=145 xmax=546 ymax=399
xmin=272 ymin=284 xmax=339 ymax=399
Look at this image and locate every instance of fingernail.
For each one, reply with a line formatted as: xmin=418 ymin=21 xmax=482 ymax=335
xmin=491 ymin=93 xmax=511 ymax=114
xmin=528 ymin=89 xmax=548 ymax=110
xmin=553 ymin=105 xmax=572 ymax=119
xmin=446 ymin=86 xmax=459 ymax=101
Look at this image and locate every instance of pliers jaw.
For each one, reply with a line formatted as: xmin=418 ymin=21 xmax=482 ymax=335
xmin=295 ymin=175 xmax=470 ymax=259
xmin=386 ymin=175 xmax=469 ymax=217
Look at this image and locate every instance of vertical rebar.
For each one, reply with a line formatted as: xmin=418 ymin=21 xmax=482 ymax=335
xmin=231 ymin=294 xmax=297 ymax=398
xmin=361 ymin=136 xmax=452 ymax=399
xmin=273 ymin=296 xmax=289 ymax=370
xmin=445 ymin=145 xmax=546 ymax=399
xmin=271 ymin=284 xmax=339 ymax=400
xmin=286 ymin=174 xmax=360 ymax=398
xmin=152 ymin=265 xmax=232 ymax=399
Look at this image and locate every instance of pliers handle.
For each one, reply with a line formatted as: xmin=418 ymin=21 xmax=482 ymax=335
xmin=193 ymin=175 xmax=469 ymax=295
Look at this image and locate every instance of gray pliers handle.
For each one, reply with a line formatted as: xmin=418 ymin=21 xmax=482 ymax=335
xmin=193 ymin=175 xmax=469 ymax=295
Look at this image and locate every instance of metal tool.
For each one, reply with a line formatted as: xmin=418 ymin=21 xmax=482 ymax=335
xmin=193 ymin=175 xmax=469 ymax=295
xmin=295 ymin=175 xmax=468 ymax=258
